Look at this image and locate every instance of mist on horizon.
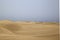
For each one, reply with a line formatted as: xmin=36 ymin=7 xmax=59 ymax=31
xmin=0 ymin=0 xmax=59 ymax=22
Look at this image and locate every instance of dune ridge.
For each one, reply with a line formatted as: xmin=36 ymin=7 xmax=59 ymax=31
xmin=0 ymin=20 xmax=59 ymax=40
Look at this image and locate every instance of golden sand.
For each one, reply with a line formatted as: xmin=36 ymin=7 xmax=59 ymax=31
xmin=0 ymin=20 xmax=59 ymax=40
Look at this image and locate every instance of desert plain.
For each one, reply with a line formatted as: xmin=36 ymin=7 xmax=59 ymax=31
xmin=0 ymin=20 xmax=59 ymax=40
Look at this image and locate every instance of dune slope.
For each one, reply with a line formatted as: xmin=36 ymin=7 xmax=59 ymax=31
xmin=0 ymin=20 xmax=59 ymax=40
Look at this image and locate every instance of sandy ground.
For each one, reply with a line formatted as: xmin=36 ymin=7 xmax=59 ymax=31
xmin=0 ymin=20 xmax=59 ymax=40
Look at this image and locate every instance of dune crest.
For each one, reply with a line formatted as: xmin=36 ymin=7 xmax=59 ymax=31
xmin=0 ymin=20 xmax=59 ymax=40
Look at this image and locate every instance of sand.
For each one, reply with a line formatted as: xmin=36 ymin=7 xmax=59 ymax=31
xmin=0 ymin=20 xmax=59 ymax=40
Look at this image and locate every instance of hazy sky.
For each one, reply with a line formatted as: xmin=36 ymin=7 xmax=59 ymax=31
xmin=59 ymin=0 xmax=60 ymax=22
xmin=0 ymin=0 xmax=59 ymax=22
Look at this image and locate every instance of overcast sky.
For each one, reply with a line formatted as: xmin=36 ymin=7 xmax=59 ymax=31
xmin=0 ymin=0 xmax=59 ymax=22
xmin=59 ymin=0 xmax=60 ymax=22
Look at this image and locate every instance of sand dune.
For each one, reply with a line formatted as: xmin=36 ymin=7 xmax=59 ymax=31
xmin=0 ymin=20 xmax=59 ymax=40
